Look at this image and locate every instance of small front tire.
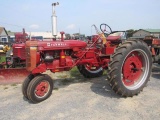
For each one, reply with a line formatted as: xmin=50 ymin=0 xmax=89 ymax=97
xmin=22 ymin=74 xmax=34 ymax=99
xmin=27 ymin=74 xmax=53 ymax=103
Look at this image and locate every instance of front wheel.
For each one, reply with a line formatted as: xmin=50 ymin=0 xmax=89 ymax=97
xmin=22 ymin=74 xmax=34 ymax=99
xmin=108 ymin=40 xmax=152 ymax=97
xmin=27 ymin=74 xmax=53 ymax=103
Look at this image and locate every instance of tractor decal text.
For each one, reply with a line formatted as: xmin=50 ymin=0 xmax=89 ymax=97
xmin=47 ymin=43 xmax=67 ymax=47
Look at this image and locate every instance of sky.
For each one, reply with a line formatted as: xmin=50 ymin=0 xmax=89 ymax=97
xmin=0 ymin=0 xmax=160 ymax=35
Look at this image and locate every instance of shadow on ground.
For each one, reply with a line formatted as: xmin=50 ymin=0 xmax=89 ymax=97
xmin=152 ymin=63 xmax=160 ymax=79
xmin=52 ymin=64 xmax=160 ymax=99
xmin=17 ymin=64 xmax=160 ymax=103
xmin=52 ymin=74 xmax=120 ymax=99
xmin=89 ymin=76 xmax=120 ymax=98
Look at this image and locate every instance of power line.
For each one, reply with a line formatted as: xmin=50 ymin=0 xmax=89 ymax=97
xmin=0 ymin=21 xmax=25 ymax=28
xmin=0 ymin=21 xmax=51 ymax=32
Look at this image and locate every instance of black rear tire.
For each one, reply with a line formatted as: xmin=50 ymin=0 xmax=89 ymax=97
xmin=27 ymin=74 xmax=53 ymax=103
xmin=108 ymin=40 xmax=152 ymax=97
xmin=77 ymin=65 xmax=103 ymax=78
xmin=22 ymin=74 xmax=34 ymax=99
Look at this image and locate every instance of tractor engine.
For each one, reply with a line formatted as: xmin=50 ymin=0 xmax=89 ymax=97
xmin=25 ymin=39 xmax=87 ymax=74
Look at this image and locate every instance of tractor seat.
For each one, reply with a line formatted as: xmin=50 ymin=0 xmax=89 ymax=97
xmin=106 ymin=32 xmax=126 ymax=41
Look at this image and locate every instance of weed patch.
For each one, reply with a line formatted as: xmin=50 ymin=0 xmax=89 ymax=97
xmin=11 ymin=83 xmax=17 ymax=86
xmin=70 ymin=67 xmax=82 ymax=78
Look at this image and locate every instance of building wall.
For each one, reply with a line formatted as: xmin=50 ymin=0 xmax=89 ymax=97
xmin=133 ymin=30 xmax=150 ymax=37
xmin=133 ymin=30 xmax=160 ymax=38
xmin=0 ymin=29 xmax=8 ymax=42
xmin=26 ymin=32 xmax=66 ymax=41
xmin=153 ymin=33 xmax=160 ymax=38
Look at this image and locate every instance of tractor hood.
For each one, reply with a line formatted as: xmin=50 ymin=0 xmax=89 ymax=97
xmin=26 ymin=40 xmax=87 ymax=51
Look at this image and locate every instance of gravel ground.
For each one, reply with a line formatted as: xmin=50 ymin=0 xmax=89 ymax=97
xmin=0 ymin=65 xmax=160 ymax=120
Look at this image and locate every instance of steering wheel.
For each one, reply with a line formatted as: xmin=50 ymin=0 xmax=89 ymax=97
xmin=100 ymin=23 xmax=112 ymax=37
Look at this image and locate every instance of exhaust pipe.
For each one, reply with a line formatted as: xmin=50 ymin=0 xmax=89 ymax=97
xmin=51 ymin=2 xmax=59 ymax=38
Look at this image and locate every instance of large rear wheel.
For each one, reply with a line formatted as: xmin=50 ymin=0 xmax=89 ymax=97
xmin=27 ymin=74 xmax=53 ymax=103
xmin=108 ymin=40 xmax=152 ymax=97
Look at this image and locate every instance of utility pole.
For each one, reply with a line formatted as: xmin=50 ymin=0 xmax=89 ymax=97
xmin=51 ymin=2 xmax=59 ymax=38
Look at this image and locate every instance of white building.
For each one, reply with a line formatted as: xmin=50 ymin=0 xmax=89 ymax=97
xmin=26 ymin=32 xmax=66 ymax=41
xmin=0 ymin=27 xmax=9 ymax=43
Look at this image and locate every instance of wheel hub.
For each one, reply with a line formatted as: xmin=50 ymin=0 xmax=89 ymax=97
xmin=123 ymin=52 xmax=143 ymax=86
xmin=35 ymin=81 xmax=49 ymax=97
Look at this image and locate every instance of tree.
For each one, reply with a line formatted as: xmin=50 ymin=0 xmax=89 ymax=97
xmin=65 ymin=33 xmax=71 ymax=40
xmin=126 ymin=29 xmax=138 ymax=38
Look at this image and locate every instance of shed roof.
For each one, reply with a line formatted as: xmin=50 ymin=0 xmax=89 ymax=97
xmin=0 ymin=27 xmax=4 ymax=34
xmin=7 ymin=31 xmax=15 ymax=36
xmin=142 ymin=29 xmax=160 ymax=33
xmin=0 ymin=27 xmax=8 ymax=36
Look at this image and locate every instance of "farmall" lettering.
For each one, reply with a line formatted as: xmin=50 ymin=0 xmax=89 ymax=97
xmin=47 ymin=43 xmax=67 ymax=47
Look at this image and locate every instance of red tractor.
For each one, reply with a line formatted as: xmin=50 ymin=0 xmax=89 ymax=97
xmin=0 ymin=29 xmax=30 ymax=83
xmin=22 ymin=23 xmax=152 ymax=103
xmin=1 ymin=29 xmax=29 ymax=68
xmin=10 ymin=29 xmax=29 ymax=67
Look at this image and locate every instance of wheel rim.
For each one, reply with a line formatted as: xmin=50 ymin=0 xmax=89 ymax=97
xmin=85 ymin=64 xmax=103 ymax=73
xmin=34 ymin=80 xmax=50 ymax=98
xmin=122 ymin=49 xmax=149 ymax=90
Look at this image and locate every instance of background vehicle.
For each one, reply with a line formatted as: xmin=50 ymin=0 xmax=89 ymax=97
xmin=11 ymin=29 xmax=29 ymax=68
xmin=0 ymin=29 xmax=30 ymax=83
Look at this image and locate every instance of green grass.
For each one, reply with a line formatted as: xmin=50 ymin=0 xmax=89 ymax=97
xmin=4 ymin=87 xmax=8 ymax=90
xmin=57 ymin=67 xmax=82 ymax=79
xmin=53 ymin=87 xmax=59 ymax=90
xmin=61 ymin=78 xmax=72 ymax=85
xmin=103 ymin=70 xmax=107 ymax=75
xmin=69 ymin=67 xmax=82 ymax=78
xmin=56 ymin=67 xmax=108 ymax=86
xmin=11 ymin=83 xmax=17 ymax=86
xmin=56 ymin=67 xmax=84 ymax=85
xmin=57 ymin=74 xmax=70 ymax=79
xmin=0 ymin=56 xmax=6 ymax=64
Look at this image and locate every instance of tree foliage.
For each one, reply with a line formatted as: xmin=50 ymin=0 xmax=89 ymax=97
xmin=126 ymin=29 xmax=138 ymax=38
xmin=65 ymin=33 xmax=71 ymax=39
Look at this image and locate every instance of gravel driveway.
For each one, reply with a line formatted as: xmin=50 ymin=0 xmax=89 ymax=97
xmin=0 ymin=64 xmax=160 ymax=120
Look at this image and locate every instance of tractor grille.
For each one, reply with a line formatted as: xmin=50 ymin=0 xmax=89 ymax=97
xmin=13 ymin=47 xmax=26 ymax=60
xmin=26 ymin=48 xmax=31 ymax=67
xmin=25 ymin=47 xmax=37 ymax=71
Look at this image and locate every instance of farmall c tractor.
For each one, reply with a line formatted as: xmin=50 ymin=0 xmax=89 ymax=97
xmin=22 ymin=23 xmax=152 ymax=103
